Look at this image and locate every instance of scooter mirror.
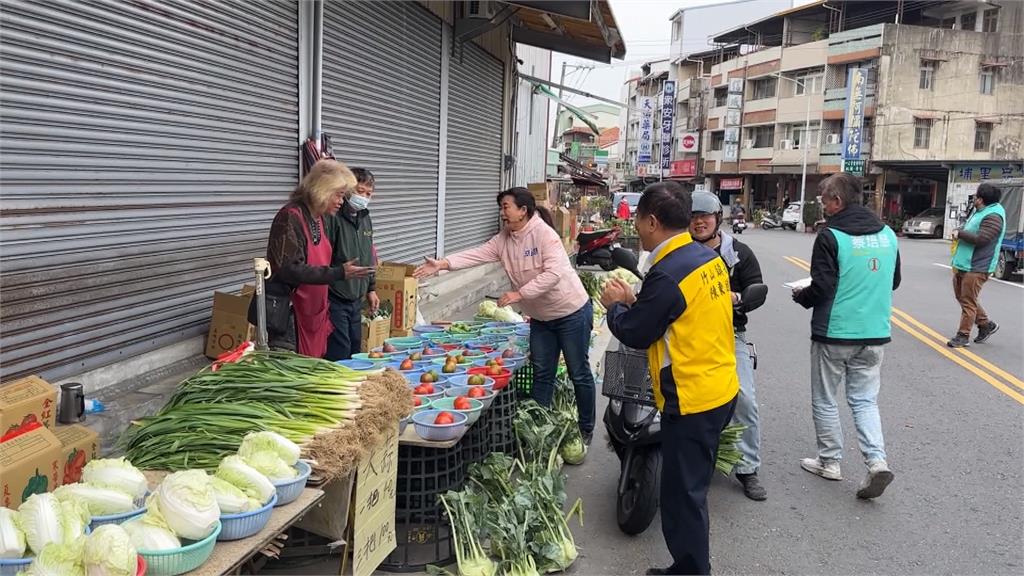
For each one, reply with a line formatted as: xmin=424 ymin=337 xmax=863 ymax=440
xmin=740 ymin=283 xmax=768 ymax=305
xmin=611 ymin=247 xmax=641 ymax=278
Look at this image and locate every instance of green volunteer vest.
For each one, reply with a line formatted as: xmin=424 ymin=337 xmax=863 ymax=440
xmin=952 ymin=203 xmax=1006 ymax=274
xmin=828 ymin=227 xmax=899 ymax=340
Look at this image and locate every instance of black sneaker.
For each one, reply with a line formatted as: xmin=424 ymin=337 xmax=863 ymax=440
xmin=736 ymin=472 xmax=768 ymax=501
xmin=581 ymin=431 xmax=593 ymax=446
xmin=947 ymin=333 xmax=971 ymax=348
xmin=975 ymin=321 xmax=999 ymax=343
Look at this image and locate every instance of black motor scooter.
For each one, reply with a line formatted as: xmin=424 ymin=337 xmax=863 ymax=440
xmin=603 ymin=267 xmax=768 ymax=536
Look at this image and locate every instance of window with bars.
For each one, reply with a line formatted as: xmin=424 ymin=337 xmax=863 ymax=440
xmin=747 ymin=125 xmax=775 ymax=148
xmin=974 ymin=123 xmax=992 ymax=152
xmin=914 ymin=118 xmax=932 ymax=149
xmin=750 ymin=77 xmax=777 ymax=100
xmin=711 ymin=131 xmax=725 ymax=151
xmin=980 ymin=69 xmax=996 ymax=95
xmin=714 ymin=86 xmax=728 ymax=107
xmin=783 ymin=122 xmax=821 ymax=148
xmin=982 ymin=9 xmax=998 ymax=32
xmin=961 ymin=11 xmax=977 ymax=31
xmin=919 ymin=60 xmax=935 ymax=90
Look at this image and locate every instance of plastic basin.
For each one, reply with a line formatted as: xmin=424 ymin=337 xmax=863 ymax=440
xmin=89 ymin=502 xmax=147 ymax=530
xmin=468 ymin=366 xmax=511 ymax=390
xmin=411 ymin=384 xmax=446 ymax=403
xmin=481 ymin=327 xmax=516 ymax=336
xmin=412 ymin=409 xmax=468 ymax=442
xmin=218 ymin=492 xmax=278 ymax=541
xmin=444 ymin=374 xmax=496 ymax=391
xmin=385 ymin=337 xmax=424 ymax=349
xmin=444 ymin=385 xmax=498 ymax=409
xmin=138 ymin=521 xmax=221 ymax=576
xmin=432 ymin=356 xmax=473 ymax=367
xmin=485 ymin=321 xmax=518 ymax=329
xmin=336 ymin=359 xmax=376 ymax=371
xmin=430 ymin=397 xmax=485 ymax=425
xmin=401 ymin=401 xmax=433 ymax=435
xmin=272 ymin=460 xmax=312 ymax=506
xmin=405 ymin=371 xmax=447 ymax=386
xmin=384 ymin=362 xmax=424 ymax=374
xmin=412 ymin=325 xmax=446 ymax=337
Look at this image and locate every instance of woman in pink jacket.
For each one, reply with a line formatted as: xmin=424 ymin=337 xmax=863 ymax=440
xmin=414 ymin=188 xmax=596 ymax=447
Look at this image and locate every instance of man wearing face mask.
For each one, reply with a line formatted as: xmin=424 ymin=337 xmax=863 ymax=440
xmin=324 ymin=168 xmax=379 ymax=361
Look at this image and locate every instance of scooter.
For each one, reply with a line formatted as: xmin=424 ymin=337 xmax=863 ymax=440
xmin=603 ymin=269 xmax=768 ymax=536
xmin=732 ymin=215 xmax=747 ymax=234
xmin=575 ymin=227 xmax=622 ymax=271
xmin=760 ymin=210 xmax=783 ymax=230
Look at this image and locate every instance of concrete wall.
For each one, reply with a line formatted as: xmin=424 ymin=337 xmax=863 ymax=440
xmin=781 ymin=39 xmax=828 ymax=71
xmin=513 ymin=44 xmax=551 ymax=186
xmin=873 ymin=23 xmax=1024 ymax=162
xmin=777 ymin=93 xmax=824 ymax=124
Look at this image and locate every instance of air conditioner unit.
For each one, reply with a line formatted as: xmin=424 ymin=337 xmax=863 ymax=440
xmin=780 ymin=139 xmax=794 ymax=150
xmin=466 ymin=0 xmax=495 ymax=19
xmin=743 ymin=139 xmax=755 ymax=149
xmin=826 ymin=134 xmax=841 ymax=144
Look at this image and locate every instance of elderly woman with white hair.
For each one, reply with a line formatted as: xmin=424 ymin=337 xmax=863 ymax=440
xmin=266 ymin=159 xmax=372 ymax=358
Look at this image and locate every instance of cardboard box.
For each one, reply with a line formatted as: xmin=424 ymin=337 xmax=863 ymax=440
xmin=206 ymin=286 xmax=255 ymax=359
xmin=390 ymin=328 xmax=414 ymax=338
xmin=554 ymin=206 xmax=572 ymax=240
xmin=53 ymin=424 xmax=100 ymax=486
xmin=0 ymin=424 xmax=62 ymax=508
xmin=528 ymin=182 xmax=549 ymax=203
xmin=361 ymin=317 xmax=390 ymax=353
xmin=375 ymin=263 xmax=417 ymax=332
xmin=1 ymin=375 xmax=58 ymax=435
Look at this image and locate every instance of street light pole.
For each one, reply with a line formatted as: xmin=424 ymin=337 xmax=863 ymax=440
xmin=798 ymin=78 xmax=810 ymax=233
xmin=552 ymin=61 xmax=567 ymax=148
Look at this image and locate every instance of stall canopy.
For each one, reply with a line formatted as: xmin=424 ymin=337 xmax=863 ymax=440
xmin=506 ymin=1 xmax=626 ymax=63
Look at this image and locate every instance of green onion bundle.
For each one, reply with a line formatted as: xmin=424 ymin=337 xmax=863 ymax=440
xmin=715 ymin=424 xmax=747 ymax=476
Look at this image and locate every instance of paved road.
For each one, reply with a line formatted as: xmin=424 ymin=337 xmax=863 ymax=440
xmin=566 ymin=227 xmax=1023 ymax=576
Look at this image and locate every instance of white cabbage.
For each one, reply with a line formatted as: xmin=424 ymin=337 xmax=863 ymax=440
xmin=215 ymin=456 xmax=275 ymax=504
xmin=0 ymin=507 xmax=26 ymax=559
xmin=82 ymin=524 xmax=137 ymax=576
xmin=81 ymin=458 xmax=148 ymax=500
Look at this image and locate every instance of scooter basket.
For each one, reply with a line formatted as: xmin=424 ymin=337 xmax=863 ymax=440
xmin=602 ymin=349 xmax=656 ymax=407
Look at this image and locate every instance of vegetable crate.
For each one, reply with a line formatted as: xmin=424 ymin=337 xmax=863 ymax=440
xmin=383 ymin=443 xmax=466 ymax=571
xmin=601 ymin=348 xmax=656 ymax=407
xmin=460 ymin=412 xmax=491 ymax=477
xmin=512 ymin=364 xmax=533 ymax=397
xmin=486 ymin=386 xmax=518 ymax=455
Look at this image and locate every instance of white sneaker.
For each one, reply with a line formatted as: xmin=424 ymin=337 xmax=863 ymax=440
xmin=800 ymin=457 xmax=842 ymax=481
xmin=856 ymin=460 xmax=894 ymax=499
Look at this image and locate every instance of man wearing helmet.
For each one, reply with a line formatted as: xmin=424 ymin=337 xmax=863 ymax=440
xmin=690 ymin=191 xmax=769 ymax=501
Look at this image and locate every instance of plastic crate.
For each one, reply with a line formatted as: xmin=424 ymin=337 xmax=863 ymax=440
xmin=487 ymin=386 xmax=518 ymax=455
xmin=381 ymin=442 xmax=465 ymax=572
xmin=460 ymin=414 xmax=491 ymax=477
xmin=512 ymin=364 xmax=534 ymax=397
xmin=601 ymin=348 xmax=656 ymax=407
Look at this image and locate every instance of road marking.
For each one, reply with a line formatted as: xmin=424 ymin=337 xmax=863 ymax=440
xmin=931 ymin=263 xmax=1023 ymax=289
xmin=786 ymin=256 xmax=1024 ymax=405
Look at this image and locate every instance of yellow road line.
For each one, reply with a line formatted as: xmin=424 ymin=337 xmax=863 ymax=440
xmin=785 ymin=255 xmax=1024 ymax=405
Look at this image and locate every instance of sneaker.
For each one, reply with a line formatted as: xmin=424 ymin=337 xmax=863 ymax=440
xmin=975 ymin=321 xmax=999 ymax=343
xmin=800 ymin=457 xmax=842 ymax=481
xmin=736 ymin=472 xmax=768 ymax=501
xmin=856 ymin=460 xmax=895 ymax=499
xmin=947 ymin=333 xmax=971 ymax=348
xmin=581 ymin=431 xmax=593 ymax=446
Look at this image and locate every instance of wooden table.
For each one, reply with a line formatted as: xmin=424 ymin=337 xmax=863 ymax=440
xmin=142 ymin=471 xmax=325 ymax=575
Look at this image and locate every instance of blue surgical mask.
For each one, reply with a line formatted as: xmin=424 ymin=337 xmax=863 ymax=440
xmin=348 ymin=194 xmax=370 ymax=211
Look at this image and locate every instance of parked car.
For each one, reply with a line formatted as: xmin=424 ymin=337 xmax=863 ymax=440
xmin=902 ymin=207 xmax=945 ymax=238
xmin=781 ymin=202 xmax=803 ymax=230
xmin=994 ymin=182 xmax=1022 ymax=280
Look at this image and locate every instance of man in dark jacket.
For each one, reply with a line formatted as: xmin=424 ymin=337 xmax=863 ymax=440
xmin=690 ymin=191 xmax=769 ymax=501
xmin=324 ymin=168 xmax=379 ymax=361
xmin=947 ymin=183 xmax=1006 ymax=347
xmin=792 ymin=173 xmax=901 ymax=500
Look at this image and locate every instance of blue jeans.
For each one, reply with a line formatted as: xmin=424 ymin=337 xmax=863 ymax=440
xmin=325 ymin=296 xmax=362 ymax=361
xmin=529 ymin=300 xmax=596 ymax=435
xmin=733 ymin=332 xmax=761 ymax=475
xmin=810 ymin=342 xmax=887 ymax=463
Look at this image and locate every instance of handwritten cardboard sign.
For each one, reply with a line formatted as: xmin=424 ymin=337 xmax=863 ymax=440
xmin=351 ymin=426 xmax=399 ymax=576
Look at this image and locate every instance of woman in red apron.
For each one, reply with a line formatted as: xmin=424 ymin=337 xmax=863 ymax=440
xmin=266 ymin=160 xmax=373 ymax=357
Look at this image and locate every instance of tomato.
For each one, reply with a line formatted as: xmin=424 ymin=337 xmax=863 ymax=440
xmin=435 ymin=411 xmax=455 ymax=425
xmin=414 ymin=383 xmax=435 ymax=395
xmin=454 ymin=396 xmax=472 ymax=410
xmin=468 ymin=386 xmax=486 ymax=398
xmin=414 ymin=396 xmax=422 ymax=406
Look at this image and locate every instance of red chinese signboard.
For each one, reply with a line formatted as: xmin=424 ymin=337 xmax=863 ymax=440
xmin=669 ymin=159 xmax=697 ymax=177
xmin=719 ymin=177 xmax=744 ymax=190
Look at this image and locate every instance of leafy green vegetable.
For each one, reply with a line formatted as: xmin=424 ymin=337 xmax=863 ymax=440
xmin=215 ymin=456 xmax=275 ymax=504
xmin=21 ymin=539 xmax=85 ymax=576
xmin=82 ymin=525 xmax=137 ymax=576
xmin=81 ymin=458 xmax=148 ymax=500
xmin=237 ymin=431 xmax=300 ymax=466
xmin=209 ymin=476 xmax=261 ymax=514
xmin=150 ymin=470 xmax=219 ymax=540
xmin=0 ymin=506 xmax=26 ymax=559
xmin=121 ymin=517 xmax=180 ymax=552
xmin=19 ymin=493 xmax=66 ymax=555
xmin=54 ymin=484 xmax=135 ymax=517
xmin=241 ymin=451 xmax=296 ymax=482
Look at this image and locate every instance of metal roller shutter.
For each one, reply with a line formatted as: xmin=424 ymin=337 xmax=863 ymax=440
xmin=445 ymin=41 xmax=505 ymax=253
xmin=321 ymin=1 xmax=441 ymax=263
xmin=0 ymin=0 xmax=298 ymax=380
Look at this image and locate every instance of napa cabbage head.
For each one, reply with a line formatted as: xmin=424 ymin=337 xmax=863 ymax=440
xmin=120 ymin=517 xmax=180 ymax=552
xmin=81 ymin=458 xmax=149 ymax=500
xmin=54 ymin=484 xmax=135 ymax=516
xmin=58 ymin=499 xmax=91 ymax=543
xmin=22 ymin=539 xmax=85 ymax=576
xmin=215 ymin=456 xmax=275 ymax=504
xmin=237 ymin=431 xmax=300 ymax=465
xmin=0 ymin=507 xmax=26 ymax=559
xmin=18 ymin=493 xmax=65 ymax=555
xmin=209 ymin=476 xmax=261 ymax=514
xmin=83 ymin=524 xmax=137 ymax=576
xmin=241 ymin=451 xmax=296 ymax=482
xmin=152 ymin=470 xmax=219 ymax=541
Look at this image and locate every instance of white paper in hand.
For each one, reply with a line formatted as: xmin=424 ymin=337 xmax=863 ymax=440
xmin=783 ymin=277 xmax=812 ymax=290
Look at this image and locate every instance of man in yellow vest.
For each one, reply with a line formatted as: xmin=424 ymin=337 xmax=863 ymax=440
xmin=602 ymin=181 xmax=739 ymax=576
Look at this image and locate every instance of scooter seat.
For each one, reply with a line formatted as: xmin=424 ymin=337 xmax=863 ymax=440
xmin=578 ymin=229 xmax=615 ymax=243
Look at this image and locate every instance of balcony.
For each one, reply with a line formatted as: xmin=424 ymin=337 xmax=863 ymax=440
xmin=773 ymin=146 xmax=820 ymax=166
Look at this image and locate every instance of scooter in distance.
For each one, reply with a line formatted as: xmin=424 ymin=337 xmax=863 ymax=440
xmin=603 ymin=271 xmax=768 ymax=536
xmin=575 ymin=227 xmax=622 ymax=271
xmin=760 ymin=210 xmax=783 ymax=230
xmin=732 ymin=215 xmax=747 ymax=234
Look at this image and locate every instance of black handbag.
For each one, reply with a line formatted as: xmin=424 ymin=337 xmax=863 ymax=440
xmin=248 ymin=280 xmax=293 ymax=337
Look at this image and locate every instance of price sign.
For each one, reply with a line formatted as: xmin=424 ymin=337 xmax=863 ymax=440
xmin=352 ymin=427 xmax=399 ymax=576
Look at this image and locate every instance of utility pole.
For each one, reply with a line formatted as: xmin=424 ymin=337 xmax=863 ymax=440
xmin=552 ymin=61 xmax=567 ymax=148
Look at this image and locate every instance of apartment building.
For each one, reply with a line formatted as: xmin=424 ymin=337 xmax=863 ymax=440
xmin=689 ymin=0 xmax=1022 ymax=224
xmin=622 ymin=60 xmax=671 ymax=190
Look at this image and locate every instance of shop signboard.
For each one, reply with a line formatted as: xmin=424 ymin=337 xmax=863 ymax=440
xmin=725 ymin=109 xmax=741 ymax=127
xmin=724 ymin=127 xmax=740 ymax=143
xmin=669 ymin=159 xmax=697 ymax=178
xmin=950 ymin=163 xmax=1022 ymax=182
xmin=352 ymin=427 xmax=399 ymax=576
xmin=720 ymin=177 xmax=744 ymax=190
xmin=678 ymin=131 xmax=699 ymax=153
xmin=724 ymin=143 xmax=739 ymax=163
xmin=727 ymin=93 xmax=743 ymax=109
xmin=661 ymin=81 xmax=676 ymax=172
xmin=638 ymin=96 xmax=654 ymax=164
xmin=728 ymin=78 xmax=744 ymax=94
xmin=842 ymin=67 xmax=867 ymax=161
xmin=842 ymin=159 xmax=865 ymax=176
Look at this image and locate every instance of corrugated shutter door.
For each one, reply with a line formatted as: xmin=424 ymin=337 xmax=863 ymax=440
xmin=0 ymin=0 xmax=298 ymax=380
xmin=445 ymin=41 xmax=504 ymax=253
xmin=321 ymin=1 xmax=440 ymax=263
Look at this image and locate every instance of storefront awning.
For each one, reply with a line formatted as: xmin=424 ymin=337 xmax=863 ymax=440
xmin=508 ymin=1 xmax=626 ymax=63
